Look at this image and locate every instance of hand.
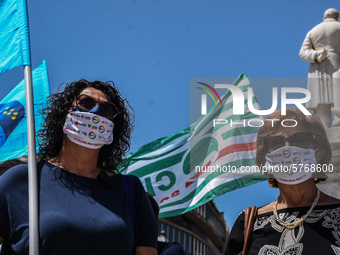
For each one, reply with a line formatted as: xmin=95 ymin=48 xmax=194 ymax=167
xmin=315 ymin=49 xmax=327 ymax=63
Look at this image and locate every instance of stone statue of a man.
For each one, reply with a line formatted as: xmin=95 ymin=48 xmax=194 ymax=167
xmin=299 ymin=8 xmax=340 ymax=128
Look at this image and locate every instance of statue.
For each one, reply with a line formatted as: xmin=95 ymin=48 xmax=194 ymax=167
xmin=299 ymin=8 xmax=340 ymax=128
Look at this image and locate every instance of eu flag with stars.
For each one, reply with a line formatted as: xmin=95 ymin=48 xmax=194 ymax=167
xmin=0 ymin=100 xmax=25 ymax=148
xmin=0 ymin=60 xmax=50 ymax=162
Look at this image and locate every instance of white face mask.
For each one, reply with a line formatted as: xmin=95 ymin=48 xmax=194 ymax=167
xmin=265 ymin=146 xmax=317 ymax=185
xmin=63 ymin=111 xmax=114 ymax=149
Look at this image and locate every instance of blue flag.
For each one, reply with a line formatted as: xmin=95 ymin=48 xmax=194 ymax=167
xmin=0 ymin=60 xmax=50 ymax=162
xmin=0 ymin=0 xmax=31 ymax=74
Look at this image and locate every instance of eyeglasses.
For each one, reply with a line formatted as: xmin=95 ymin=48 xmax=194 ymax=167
xmin=76 ymin=94 xmax=119 ymax=121
xmin=263 ymin=132 xmax=316 ymax=152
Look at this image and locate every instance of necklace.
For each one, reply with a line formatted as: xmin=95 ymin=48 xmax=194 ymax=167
xmin=273 ymin=188 xmax=320 ymax=229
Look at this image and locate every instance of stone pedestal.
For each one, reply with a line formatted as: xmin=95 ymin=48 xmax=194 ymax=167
xmin=316 ymin=104 xmax=332 ymax=128
xmin=317 ymin=126 xmax=340 ymax=197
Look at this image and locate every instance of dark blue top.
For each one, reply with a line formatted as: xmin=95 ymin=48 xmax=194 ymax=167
xmin=157 ymin=241 xmax=185 ymax=255
xmin=0 ymin=160 xmax=157 ymax=255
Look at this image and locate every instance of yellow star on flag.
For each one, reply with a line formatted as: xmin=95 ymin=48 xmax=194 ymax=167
xmin=13 ymin=112 xmax=18 ymax=115
xmin=12 ymin=116 xmax=16 ymax=120
xmin=3 ymin=111 xmax=7 ymax=114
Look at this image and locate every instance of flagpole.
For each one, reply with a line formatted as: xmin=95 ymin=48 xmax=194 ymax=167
xmin=24 ymin=65 xmax=39 ymax=255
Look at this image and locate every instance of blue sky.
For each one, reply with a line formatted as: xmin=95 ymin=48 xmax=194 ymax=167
xmin=1 ymin=0 xmax=338 ymax=228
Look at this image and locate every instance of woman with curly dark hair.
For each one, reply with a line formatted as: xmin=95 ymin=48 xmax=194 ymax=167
xmin=0 ymin=79 xmax=158 ymax=255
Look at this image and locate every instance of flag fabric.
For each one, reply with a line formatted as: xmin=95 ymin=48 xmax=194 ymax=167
xmin=0 ymin=0 xmax=31 ymax=74
xmin=0 ymin=60 xmax=50 ymax=162
xmin=120 ymin=74 xmax=265 ymax=219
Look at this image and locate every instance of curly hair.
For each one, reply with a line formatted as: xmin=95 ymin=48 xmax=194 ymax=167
xmin=256 ymin=108 xmax=331 ymax=188
xmin=37 ymin=79 xmax=134 ymax=170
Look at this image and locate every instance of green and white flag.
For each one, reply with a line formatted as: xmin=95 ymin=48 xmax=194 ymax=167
xmin=120 ymin=74 xmax=265 ymax=219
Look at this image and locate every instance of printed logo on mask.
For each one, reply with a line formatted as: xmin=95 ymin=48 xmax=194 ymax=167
xmin=283 ymin=150 xmax=291 ymax=158
xmin=89 ymin=132 xmax=96 ymax=139
xmin=99 ymin=126 xmax=105 ymax=133
xmin=293 ymin=157 xmax=301 ymax=164
xmin=63 ymin=111 xmax=114 ymax=149
xmin=70 ymin=113 xmax=81 ymax=118
xmin=286 ymin=169 xmax=294 ymax=176
xmin=293 ymin=151 xmax=302 ymax=155
xmin=92 ymin=116 xmax=100 ymax=124
xmin=265 ymin=146 xmax=317 ymax=185
xmin=65 ymin=126 xmax=77 ymax=133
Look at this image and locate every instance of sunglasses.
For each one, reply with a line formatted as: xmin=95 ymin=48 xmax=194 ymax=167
xmin=76 ymin=94 xmax=119 ymax=121
xmin=263 ymin=132 xmax=316 ymax=152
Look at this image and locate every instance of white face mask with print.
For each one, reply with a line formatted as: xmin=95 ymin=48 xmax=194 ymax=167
xmin=264 ymin=146 xmax=317 ymax=185
xmin=63 ymin=111 xmax=114 ymax=149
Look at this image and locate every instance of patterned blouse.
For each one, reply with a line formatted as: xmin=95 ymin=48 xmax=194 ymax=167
xmin=225 ymin=203 xmax=340 ymax=255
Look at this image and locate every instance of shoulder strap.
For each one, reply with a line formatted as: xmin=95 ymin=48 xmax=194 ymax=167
xmin=242 ymin=205 xmax=257 ymax=255
xmin=122 ymin=174 xmax=138 ymax=255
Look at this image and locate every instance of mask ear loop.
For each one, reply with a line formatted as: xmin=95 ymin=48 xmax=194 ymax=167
xmin=267 ymin=174 xmax=274 ymax=182
xmin=313 ymin=147 xmax=319 ymax=181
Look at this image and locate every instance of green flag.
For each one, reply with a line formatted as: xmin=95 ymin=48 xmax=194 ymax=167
xmin=120 ymin=74 xmax=265 ymax=219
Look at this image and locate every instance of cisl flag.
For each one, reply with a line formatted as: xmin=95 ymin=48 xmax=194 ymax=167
xmin=120 ymin=74 xmax=265 ymax=219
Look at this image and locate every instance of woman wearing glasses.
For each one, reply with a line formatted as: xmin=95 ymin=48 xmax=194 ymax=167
xmin=225 ymin=108 xmax=340 ymax=255
xmin=0 ymin=80 xmax=157 ymax=255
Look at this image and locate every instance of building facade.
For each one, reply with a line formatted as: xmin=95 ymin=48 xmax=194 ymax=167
xmin=158 ymin=200 xmax=229 ymax=255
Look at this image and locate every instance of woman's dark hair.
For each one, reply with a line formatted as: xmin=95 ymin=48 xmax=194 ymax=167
xmin=256 ymin=108 xmax=331 ymax=188
xmin=37 ymin=79 xmax=134 ymax=170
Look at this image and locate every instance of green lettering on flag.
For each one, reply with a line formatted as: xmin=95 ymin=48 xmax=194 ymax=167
xmin=120 ymin=74 xmax=266 ymax=219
